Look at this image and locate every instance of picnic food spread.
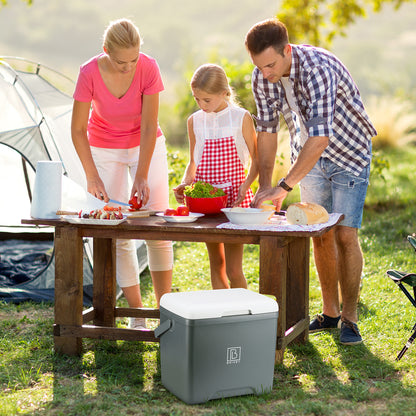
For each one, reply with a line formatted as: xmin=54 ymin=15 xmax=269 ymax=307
xmin=286 ymin=202 xmax=329 ymax=225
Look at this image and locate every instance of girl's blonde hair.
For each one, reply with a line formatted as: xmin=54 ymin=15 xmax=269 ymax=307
xmin=103 ymin=18 xmax=142 ymax=53
xmin=191 ymin=64 xmax=237 ymax=105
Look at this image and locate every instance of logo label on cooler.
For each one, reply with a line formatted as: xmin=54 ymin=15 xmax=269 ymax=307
xmin=226 ymin=346 xmax=241 ymax=364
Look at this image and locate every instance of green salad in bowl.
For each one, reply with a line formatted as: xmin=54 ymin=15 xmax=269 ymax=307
xmin=184 ymin=181 xmax=226 ymax=198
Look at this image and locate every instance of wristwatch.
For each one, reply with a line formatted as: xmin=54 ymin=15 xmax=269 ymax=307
xmin=277 ymin=178 xmax=293 ymax=192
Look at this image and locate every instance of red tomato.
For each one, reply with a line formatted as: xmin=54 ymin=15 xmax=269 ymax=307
xmin=176 ymin=205 xmax=189 ymax=216
xmin=129 ymin=196 xmax=142 ymax=210
xmin=164 ymin=208 xmax=177 ymax=216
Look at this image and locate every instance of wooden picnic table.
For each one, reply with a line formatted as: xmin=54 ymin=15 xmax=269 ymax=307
xmin=22 ymin=213 xmax=342 ymax=362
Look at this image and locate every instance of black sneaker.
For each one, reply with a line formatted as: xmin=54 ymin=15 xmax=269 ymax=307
xmin=309 ymin=313 xmax=341 ymax=333
xmin=340 ymin=318 xmax=362 ymax=345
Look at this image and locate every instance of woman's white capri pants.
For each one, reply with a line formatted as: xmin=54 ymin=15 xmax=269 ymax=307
xmin=91 ymin=136 xmax=173 ymax=287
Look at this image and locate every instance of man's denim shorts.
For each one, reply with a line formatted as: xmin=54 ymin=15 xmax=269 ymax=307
xmin=300 ymin=158 xmax=370 ymax=229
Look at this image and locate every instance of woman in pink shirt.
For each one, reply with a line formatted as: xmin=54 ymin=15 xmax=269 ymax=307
xmin=71 ymin=18 xmax=173 ymax=328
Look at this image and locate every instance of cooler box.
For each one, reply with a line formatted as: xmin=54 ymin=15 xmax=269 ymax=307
xmin=155 ymin=288 xmax=278 ymax=404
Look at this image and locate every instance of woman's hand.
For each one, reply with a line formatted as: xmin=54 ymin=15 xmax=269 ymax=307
xmin=87 ymin=175 xmax=109 ymax=202
xmin=131 ymin=176 xmax=150 ymax=206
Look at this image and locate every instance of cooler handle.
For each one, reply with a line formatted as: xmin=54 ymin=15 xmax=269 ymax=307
xmin=154 ymin=319 xmax=172 ymax=338
xmin=221 ymin=309 xmax=252 ymax=317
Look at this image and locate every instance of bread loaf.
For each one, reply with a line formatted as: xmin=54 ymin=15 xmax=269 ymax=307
xmin=286 ymin=202 xmax=329 ymax=225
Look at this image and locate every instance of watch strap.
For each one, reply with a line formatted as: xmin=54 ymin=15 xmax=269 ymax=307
xmin=278 ymin=178 xmax=293 ymax=192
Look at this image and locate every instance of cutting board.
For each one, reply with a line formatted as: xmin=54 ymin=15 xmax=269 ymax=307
xmin=126 ymin=209 xmax=160 ymax=218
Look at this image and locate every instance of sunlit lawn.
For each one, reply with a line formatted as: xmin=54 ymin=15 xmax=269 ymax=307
xmin=2 ymin=146 xmax=416 ymax=415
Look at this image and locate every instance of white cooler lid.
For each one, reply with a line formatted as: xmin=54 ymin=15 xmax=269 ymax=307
xmin=159 ymin=288 xmax=278 ymax=320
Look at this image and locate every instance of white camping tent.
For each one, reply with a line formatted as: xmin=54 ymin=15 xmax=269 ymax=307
xmin=0 ymin=57 xmax=147 ymax=303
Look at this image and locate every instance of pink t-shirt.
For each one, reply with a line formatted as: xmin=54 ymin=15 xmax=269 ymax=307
xmin=73 ymin=53 xmax=164 ymax=149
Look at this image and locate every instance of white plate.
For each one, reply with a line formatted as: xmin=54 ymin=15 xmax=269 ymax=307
xmin=65 ymin=215 xmax=127 ymax=225
xmin=156 ymin=212 xmax=204 ymax=223
xmin=221 ymin=208 xmax=273 ymax=225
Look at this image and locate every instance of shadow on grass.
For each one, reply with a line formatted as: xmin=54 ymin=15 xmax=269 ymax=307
xmin=276 ymin=328 xmax=406 ymax=413
xmin=51 ymin=340 xmax=163 ymax=413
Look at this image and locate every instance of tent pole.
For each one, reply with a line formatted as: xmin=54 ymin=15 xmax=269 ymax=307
xmin=21 ymin=157 xmax=32 ymax=202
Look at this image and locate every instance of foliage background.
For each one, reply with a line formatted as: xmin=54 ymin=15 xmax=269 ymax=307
xmin=0 ymin=1 xmax=415 ymax=109
xmin=1 ymin=0 xmax=415 ymax=148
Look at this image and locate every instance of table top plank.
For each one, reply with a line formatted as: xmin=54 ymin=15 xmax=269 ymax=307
xmin=22 ymin=213 xmax=343 ymax=240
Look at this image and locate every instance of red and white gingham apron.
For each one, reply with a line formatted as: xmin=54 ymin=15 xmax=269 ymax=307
xmin=194 ymin=109 xmax=253 ymax=208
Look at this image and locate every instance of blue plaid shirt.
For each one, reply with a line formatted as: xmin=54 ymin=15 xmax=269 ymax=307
xmin=252 ymin=44 xmax=377 ymax=176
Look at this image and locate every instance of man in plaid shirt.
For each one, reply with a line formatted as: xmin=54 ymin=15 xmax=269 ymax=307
xmin=245 ymin=18 xmax=376 ymax=345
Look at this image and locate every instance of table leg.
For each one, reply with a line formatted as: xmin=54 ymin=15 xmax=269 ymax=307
xmin=286 ymin=236 xmax=310 ymax=344
xmin=54 ymin=226 xmax=84 ymax=355
xmin=93 ymin=238 xmax=116 ymax=327
xmin=259 ymin=236 xmax=287 ymax=351
xmin=259 ymin=235 xmax=310 ymax=361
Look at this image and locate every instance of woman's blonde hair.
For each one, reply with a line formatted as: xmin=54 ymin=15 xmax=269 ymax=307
xmin=191 ymin=64 xmax=237 ymax=105
xmin=103 ymin=18 xmax=142 ymax=53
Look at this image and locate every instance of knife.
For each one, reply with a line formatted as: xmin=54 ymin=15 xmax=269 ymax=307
xmin=108 ymin=198 xmax=131 ymax=207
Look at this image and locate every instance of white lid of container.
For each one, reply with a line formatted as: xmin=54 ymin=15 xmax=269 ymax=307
xmin=159 ymin=288 xmax=278 ymax=320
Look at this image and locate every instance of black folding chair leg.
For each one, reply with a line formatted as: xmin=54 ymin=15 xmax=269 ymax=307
xmin=397 ymin=283 xmax=416 ymax=308
xmin=397 ymin=329 xmax=416 ymax=361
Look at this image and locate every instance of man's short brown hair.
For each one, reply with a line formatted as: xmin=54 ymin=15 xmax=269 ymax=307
xmin=245 ymin=18 xmax=289 ymax=56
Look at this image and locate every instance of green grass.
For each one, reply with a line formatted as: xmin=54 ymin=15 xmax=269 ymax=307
xmin=2 ymin=146 xmax=416 ymax=415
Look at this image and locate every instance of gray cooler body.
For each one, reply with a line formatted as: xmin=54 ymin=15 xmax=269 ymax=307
xmin=155 ymin=289 xmax=278 ymax=404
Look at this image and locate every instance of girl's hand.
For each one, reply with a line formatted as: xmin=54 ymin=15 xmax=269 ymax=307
xmin=232 ymin=183 xmax=248 ymax=207
xmin=173 ymin=184 xmax=187 ymax=204
xmin=131 ymin=176 xmax=150 ymax=206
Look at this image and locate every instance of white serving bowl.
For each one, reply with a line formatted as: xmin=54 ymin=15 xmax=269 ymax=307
xmin=221 ymin=207 xmax=272 ymax=225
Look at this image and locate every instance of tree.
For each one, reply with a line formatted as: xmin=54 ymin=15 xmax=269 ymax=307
xmin=169 ymin=0 xmax=415 ymax=146
xmin=277 ymin=0 xmax=416 ymax=47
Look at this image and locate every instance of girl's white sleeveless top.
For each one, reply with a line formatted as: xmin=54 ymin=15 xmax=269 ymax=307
xmin=192 ymin=104 xmax=251 ymax=168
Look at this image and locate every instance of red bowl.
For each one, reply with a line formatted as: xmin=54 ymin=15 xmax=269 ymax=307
xmin=185 ymin=195 xmax=228 ymax=214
